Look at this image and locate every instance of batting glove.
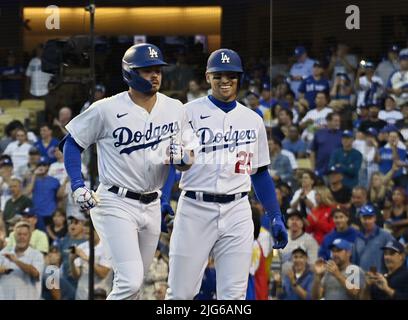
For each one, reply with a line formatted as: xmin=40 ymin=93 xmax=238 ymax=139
xmin=161 ymin=201 xmax=174 ymax=216
xmin=73 ymin=187 xmax=99 ymax=211
xmin=169 ymin=138 xmax=184 ymax=165
xmin=269 ymin=214 xmax=288 ymax=249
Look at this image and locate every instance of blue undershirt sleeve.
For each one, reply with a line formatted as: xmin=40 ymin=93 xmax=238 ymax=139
xmin=61 ymin=134 xmax=85 ymax=191
xmin=251 ymin=167 xmax=282 ymax=218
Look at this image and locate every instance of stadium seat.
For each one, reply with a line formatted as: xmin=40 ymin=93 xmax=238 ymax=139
xmin=19 ymin=99 xmax=46 ymax=111
xmin=0 ymin=99 xmax=19 ymax=109
xmin=4 ymin=108 xmax=31 ymax=124
xmin=296 ymin=158 xmax=312 ymax=169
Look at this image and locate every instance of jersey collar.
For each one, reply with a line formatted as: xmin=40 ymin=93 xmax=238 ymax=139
xmin=208 ymin=95 xmax=237 ymax=113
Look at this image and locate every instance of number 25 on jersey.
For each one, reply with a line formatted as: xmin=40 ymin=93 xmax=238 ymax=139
xmin=235 ymin=151 xmax=253 ymax=174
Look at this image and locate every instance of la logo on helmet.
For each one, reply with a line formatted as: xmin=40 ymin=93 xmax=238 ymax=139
xmin=148 ymin=47 xmax=158 ymax=58
xmin=221 ymin=52 xmax=230 ymax=64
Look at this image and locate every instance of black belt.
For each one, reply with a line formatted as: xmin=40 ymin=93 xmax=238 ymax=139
xmin=108 ymin=186 xmax=158 ymax=204
xmin=185 ymin=191 xmax=248 ymax=203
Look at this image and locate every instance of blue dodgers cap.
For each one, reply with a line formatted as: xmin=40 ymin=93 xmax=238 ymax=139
xmin=37 ymin=156 xmax=49 ymax=166
xmin=0 ymin=158 xmax=13 ymax=167
xmin=399 ymin=48 xmax=408 ymax=60
xmin=359 ymin=204 xmax=376 ymax=217
xmin=335 ymin=72 xmax=350 ymax=81
xmin=21 ymin=207 xmax=37 ymax=217
xmin=381 ymin=240 xmax=405 ymax=254
xmin=328 ymin=165 xmax=342 ymax=175
xmin=262 ymin=82 xmax=271 ymax=91
xmin=361 ymin=60 xmax=375 ymax=69
xmin=294 ymin=46 xmax=306 ymax=57
xmin=342 ymin=130 xmax=354 ymax=138
xmin=389 ymin=44 xmax=399 ymax=53
xmin=329 ymin=238 xmax=353 ymax=251
xmin=380 ymin=124 xmax=398 ymax=134
xmin=95 ymin=84 xmax=105 ymax=93
xmin=245 ymin=91 xmax=260 ymax=99
xmin=365 ymin=127 xmax=378 ymax=137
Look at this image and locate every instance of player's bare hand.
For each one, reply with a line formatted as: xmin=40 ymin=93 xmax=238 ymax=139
xmin=73 ymin=187 xmax=98 ymax=210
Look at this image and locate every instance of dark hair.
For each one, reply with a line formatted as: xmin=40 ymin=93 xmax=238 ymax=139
xmin=39 ymin=123 xmax=52 ymax=130
xmin=5 ymin=120 xmax=24 ymax=136
xmin=301 ymin=169 xmax=316 ymax=183
xmin=285 ymin=90 xmax=296 ymax=99
xmin=279 ymin=108 xmax=294 ymax=120
xmin=331 ymin=206 xmax=350 ymax=218
xmin=271 ymin=136 xmax=282 ymax=148
xmin=327 ymin=112 xmax=340 ymax=121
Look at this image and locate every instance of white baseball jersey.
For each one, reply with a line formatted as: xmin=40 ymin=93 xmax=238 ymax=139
xmin=66 ymin=91 xmax=196 ymax=193
xmin=179 ymin=96 xmax=270 ymax=194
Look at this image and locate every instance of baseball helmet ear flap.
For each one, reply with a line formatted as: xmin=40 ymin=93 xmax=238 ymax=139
xmin=122 ymin=43 xmax=168 ymax=93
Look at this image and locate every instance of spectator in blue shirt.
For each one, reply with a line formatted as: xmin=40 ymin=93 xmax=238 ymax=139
xmin=0 ymin=51 xmax=24 ymax=100
xmin=376 ymin=126 xmax=406 ymax=179
xmin=352 ymin=205 xmax=395 ymax=274
xmin=259 ymin=82 xmax=274 ymax=110
xmin=289 ymin=46 xmax=315 ymax=97
xmin=319 ymin=207 xmax=359 ymax=261
xmin=269 ymin=137 xmax=293 ymax=185
xmin=25 ymin=157 xmax=63 ymax=231
xmin=386 ymin=48 xmax=408 ymax=107
xmin=277 ymin=245 xmax=313 ymax=300
xmin=328 ymin=130 xmax=363 ymax=189
xmin=310 ymin=112 xmax=343 ymax=176
xmin=298 ymin=60 xmax=330 ymax=110
xmin=58 ymin=214 xmax=87 ymax=300
xmin=282 ymin=126 xmax=307 ymax=158
xmin=34 ymin=124 xmax=60 ymax=164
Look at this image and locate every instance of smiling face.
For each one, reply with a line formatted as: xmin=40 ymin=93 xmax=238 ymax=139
xmin=136 ymin=66 xmax=162 ymax=93
xmin=206 ymin=72 xmax=239 ymax=102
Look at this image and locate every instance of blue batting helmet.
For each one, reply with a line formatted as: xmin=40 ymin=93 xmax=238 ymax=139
xmin=206 ymin=49 xmax=243 ymax=73
xmin=122 ymin=43 xmax=168 ymax=93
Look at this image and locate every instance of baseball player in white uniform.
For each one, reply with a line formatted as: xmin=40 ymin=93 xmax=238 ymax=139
xmin=61 ymin=43 xmax=197 ymax=300
xmin=165 ymin=49 xmax=288 ymax=300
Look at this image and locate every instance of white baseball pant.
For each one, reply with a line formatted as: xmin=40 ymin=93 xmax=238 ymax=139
xmin=90 ymin=184 xmax=161 ymax=300
xmin=166 ymin=192 xmax=254 ymax=300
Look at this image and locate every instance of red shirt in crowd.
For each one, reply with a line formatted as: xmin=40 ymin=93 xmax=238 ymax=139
xmin=305 ymin=205 xmax=335 ymax=244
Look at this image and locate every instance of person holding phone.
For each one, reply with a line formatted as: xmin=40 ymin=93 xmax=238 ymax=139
xmin=361 ymin=240 xmax=408 ymax=300
xmin=0 ymin=221 xmax=44 ymax=299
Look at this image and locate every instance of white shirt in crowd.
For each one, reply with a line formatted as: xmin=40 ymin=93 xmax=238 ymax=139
xmin=74 ymin=240 xmax=112 ymax=300
xmin=0 ymin=246 xmax=44 ymax=300
xmin=290 ymin=188 xmax=317 ymax=215
xmin=48 ymin=161 xmax=88 ymax=184
xmin=300 ymin=107 xmax=333 ymax=142
xmin=280 ymin=232 xmax=319 ymax=274
xmin=378 ymin=109 xmax=403 ymax=125
xmin=352 ymin=140 xmax=377 ymax=163
xmin=3 ymin=141 xmax=32 ymax=174
xmin=25 ymin=57 xmax=53 ymax=97
xmin=356 ymin=75 xmax=384 ymax=107
xmin=281 ymin=149 xmax=298 ymax=170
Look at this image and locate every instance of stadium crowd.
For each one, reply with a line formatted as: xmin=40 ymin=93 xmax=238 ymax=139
xmin=0 ymin=41 xmax=407 ymax=300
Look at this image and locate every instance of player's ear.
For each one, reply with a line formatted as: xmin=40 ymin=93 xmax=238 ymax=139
xmin=205 ymin=73 xmax=211 ymax=84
